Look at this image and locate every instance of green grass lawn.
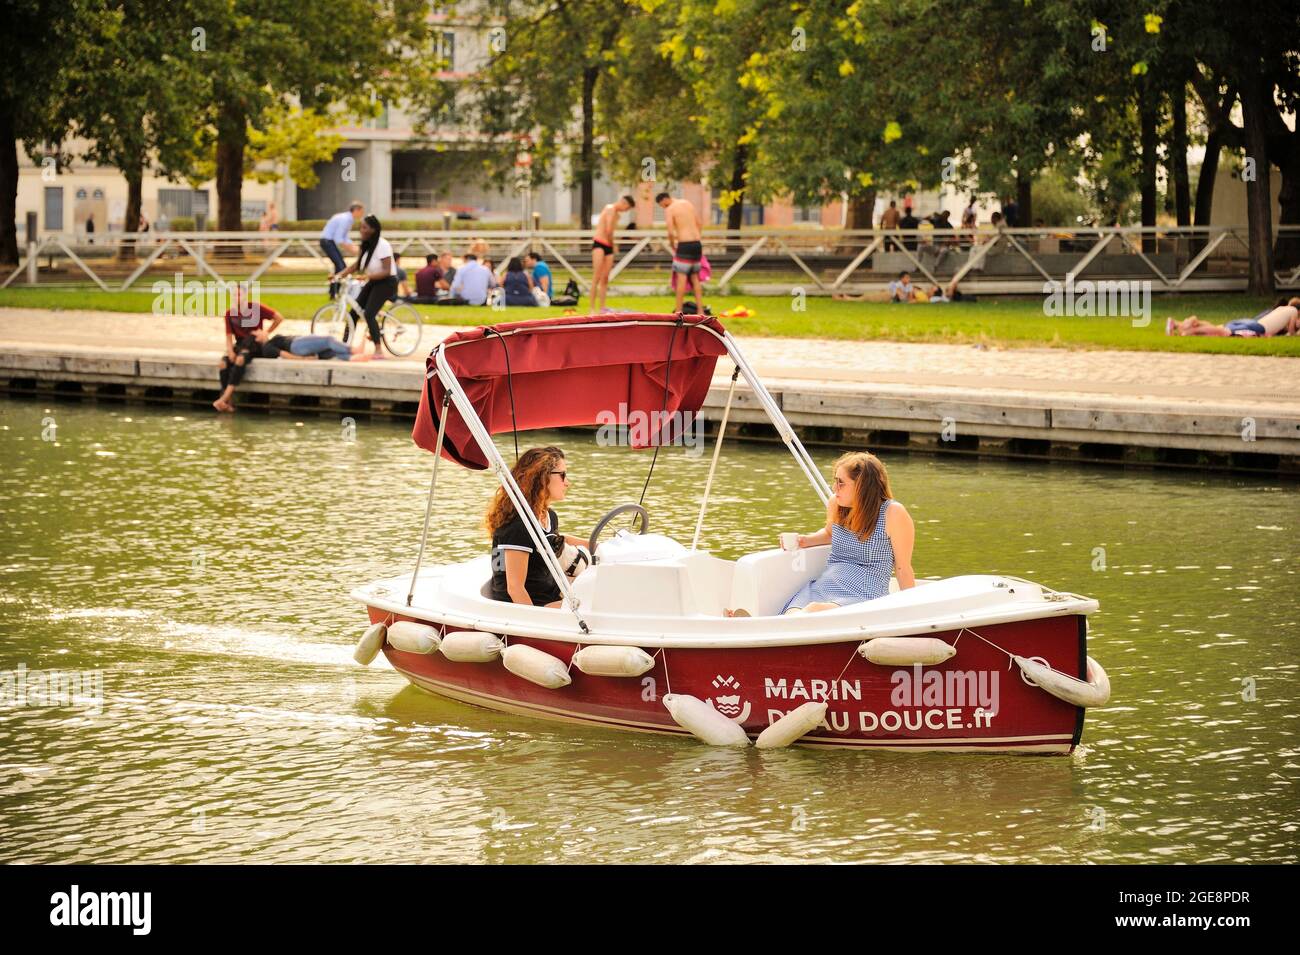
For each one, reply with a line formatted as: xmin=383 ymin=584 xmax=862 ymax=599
xmin=2 ymin=287 xmax=1298 ymax=355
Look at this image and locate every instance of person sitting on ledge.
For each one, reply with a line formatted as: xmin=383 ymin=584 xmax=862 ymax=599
xmin=1167 ymin=298 xmax=1299 ymax=337
xmin=213 ymin=292 xmax=283 ymax=413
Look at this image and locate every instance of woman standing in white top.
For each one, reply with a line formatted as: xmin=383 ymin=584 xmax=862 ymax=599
xmin=331 ymin=215 xmax=395 ymax=357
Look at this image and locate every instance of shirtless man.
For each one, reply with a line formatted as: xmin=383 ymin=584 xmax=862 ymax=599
xmin=657 ymin=192 xmax=704 ymax=315
xmin=1168 ymin=298 xmax=1300 ymax=337
xmin=591 ymin=195 xmax=634 ymax=313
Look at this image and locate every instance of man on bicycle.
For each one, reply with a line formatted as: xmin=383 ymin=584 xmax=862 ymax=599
xmin=320 ymin=201 xmax=364 ymax=297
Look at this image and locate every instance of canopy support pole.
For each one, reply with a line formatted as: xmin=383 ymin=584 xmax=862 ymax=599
xmin=407 ymin=391 xmax=450 ymax=606
xmin=691 ymin=365 xmax=739 ymax=551
xmin=433 ymin=346 xmax=591 ymax=634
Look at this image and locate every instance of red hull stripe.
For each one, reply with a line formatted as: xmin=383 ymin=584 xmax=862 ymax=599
xmin=397 ymin=668 xmax=1075 ymax=753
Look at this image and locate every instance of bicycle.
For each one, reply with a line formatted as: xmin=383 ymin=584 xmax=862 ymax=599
xmin=310 ymin=278 xmax=423 ymax=357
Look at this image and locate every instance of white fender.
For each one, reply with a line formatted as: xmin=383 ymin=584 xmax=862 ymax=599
xmin=662 ymin=694 xmax=750 ymax=747
xmin=353 ymin=623 xmax=386 ymax=666
xmin=756 ymin=701 xmax=828 ymax=750
xmin=386 ymin=620 xmax=441 ymax=655
xmin=558 ymin=543 xmax=592 ymax=579
xmin=859 ymin=637 xmax=956 ymax=666
xmin=572 ymin=645 xmax=655 ymax=677
xmin=1014 ymin=655 xmax=1111 ymax=708
xmin=501 ymin=644 xmax=572 ymax=689
xmin=440 ymin=630 xmax=506 ymax=663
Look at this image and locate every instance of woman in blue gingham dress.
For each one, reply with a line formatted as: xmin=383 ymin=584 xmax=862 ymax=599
xmin=780 ymin=451 xmax=915 ymax=614
xmin=783 ymin=502 xmax=896 ymax=611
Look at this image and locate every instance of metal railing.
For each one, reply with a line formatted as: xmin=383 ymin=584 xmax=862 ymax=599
xmin=5 ymin=225 xmax=1298 ymax=294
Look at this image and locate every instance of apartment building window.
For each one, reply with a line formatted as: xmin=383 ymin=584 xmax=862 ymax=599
xmin=157 ymin=188 xmax=210 ymax=220
xmin=44 ymin=186 xmax=64 ymax=231
xmin=438 ymin=31 xmax=455 ymax=70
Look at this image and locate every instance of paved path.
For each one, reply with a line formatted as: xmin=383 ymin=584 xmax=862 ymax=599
xmin=2 ymin=307 xmax=1296 ymax=412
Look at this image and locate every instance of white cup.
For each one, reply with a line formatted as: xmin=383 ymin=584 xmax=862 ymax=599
xmin=779 ymin=532 xmax=800 ymax=551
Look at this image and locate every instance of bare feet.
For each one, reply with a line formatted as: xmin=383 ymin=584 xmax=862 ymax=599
xmin=212 ymin=398 xmax=233 ymax=413
xmin=723 ymin=608 xmax=751 ymax=618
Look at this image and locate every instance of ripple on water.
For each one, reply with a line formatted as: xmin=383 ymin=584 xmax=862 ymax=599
xmin=1 ymin=401 xmax=1297 ymax=863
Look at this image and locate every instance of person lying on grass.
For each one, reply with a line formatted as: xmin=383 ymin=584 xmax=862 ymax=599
xmin=1167 ymin=298 xmax=1299 ymax=337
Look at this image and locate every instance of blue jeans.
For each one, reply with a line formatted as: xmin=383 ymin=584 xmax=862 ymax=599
xmin=319 ymin=239 xmax=347 ymax=274
xmin=291 ymin=335 xmax=352 ymax=360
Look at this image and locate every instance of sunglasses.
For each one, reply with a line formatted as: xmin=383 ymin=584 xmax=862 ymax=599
xmin=550 ymin=470 xmax=569 ymax=481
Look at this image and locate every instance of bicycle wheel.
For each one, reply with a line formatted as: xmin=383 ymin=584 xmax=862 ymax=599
xmin=379 ymin=302 xmax=423 ymax=356
xmin=311 ymin=302 xmax=351 ymax=342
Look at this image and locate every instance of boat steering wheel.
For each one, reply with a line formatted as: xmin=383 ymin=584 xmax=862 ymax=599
xmin=588 ymin=503 xmax=650 ymax=556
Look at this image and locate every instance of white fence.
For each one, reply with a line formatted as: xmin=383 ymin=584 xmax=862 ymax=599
xmin=5 ymin=225 xmax=1299 ymax=294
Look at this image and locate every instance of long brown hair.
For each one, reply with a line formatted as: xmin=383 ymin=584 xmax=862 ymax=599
xmin=833 ymin=451 xmax=893 ymax=540
xmin=485 ymin=445 xmax=566 ymax=534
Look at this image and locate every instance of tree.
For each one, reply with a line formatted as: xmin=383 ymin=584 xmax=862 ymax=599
xmin=185 ymin=0 xmax=425 ymax=234
xmin=1184 ymin=0 xmax=1300 ymax=290
xmin=0 ymin=0 xmax=108 ymax=264
xmin=445 ymin=0 xmax=632 ymax=227
xmin=642 ymin=0 xmax=781 ymax=231
xmin=55 ymin=0 xmax=209 ymax=257
xmin=741 ymin=1 xmax=922 ymax=229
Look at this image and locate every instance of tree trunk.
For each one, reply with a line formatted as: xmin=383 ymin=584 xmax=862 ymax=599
xmin=1015 ymin=172 xmax=1032 ymax=233
xmin=1191 ymin=126 xmax=1221 ymax=258
xmin=1193 ymin=128 xmax=1221 ymax=227
xmin=1139 ymin=82 xmax=1158 ymax=253
xmin=579 ymin=65 xmax=597 ymax=229
xmin=1171 ymin=86 xmax=1191 ymax=227
xmin=725 ymin=145 xmax=747 ymax=233
xmin=0 ymin=109 xmax=19 ymax=266
xmin=838 ymin=189 xmax=875 ymax=255
xmin=1274 ymin=130 xmax=1300 ymax=271
xmin=215 ymin=103 xmax=245 ymax=256
xmin=120 ymin=159 xmax=143 ymax=261
xmin=1241 ymin=75 xmax=1275 ymax=296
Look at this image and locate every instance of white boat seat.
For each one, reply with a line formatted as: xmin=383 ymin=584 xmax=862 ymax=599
xmin=571 ymin=551 xmax=735 ymax=617
xmin=729 ymin=545 xmax=831 ymax=617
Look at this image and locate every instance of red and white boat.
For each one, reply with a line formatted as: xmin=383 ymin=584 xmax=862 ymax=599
xmin=352 ymin=313 xmax=1110 ymax=753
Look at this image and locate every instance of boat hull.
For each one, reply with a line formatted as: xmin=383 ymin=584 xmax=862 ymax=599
xmin=367 ymin=607 xmax=1087 ymax=754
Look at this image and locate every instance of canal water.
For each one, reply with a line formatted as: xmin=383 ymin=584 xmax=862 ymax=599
xmin=1 ymin=398 xmax=1295 ymax=863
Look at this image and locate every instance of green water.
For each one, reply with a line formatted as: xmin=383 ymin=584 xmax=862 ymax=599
xmin=1 ymin=398 xmax=1296 ymax=863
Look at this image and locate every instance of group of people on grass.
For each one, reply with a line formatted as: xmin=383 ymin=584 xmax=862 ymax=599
xmin=318 ymin=192 xmax=707 ymax=320
xmin=486 ymin=445 xmax=914 ymax=616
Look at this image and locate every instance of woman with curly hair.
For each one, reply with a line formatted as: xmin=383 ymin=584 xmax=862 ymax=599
xmin=486 ymin=446 xmax=587 ymax=607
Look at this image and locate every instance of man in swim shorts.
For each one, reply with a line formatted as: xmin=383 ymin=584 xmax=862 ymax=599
xmin=591 ymin=195 xmax=634 ymax=313
xmin=658 ymin=192 xmax=704 ymax=315
xmin=1168 ymin=298 xmax=1300 ymax=337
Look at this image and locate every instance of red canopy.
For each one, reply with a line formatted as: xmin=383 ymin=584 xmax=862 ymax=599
xmin=412 ymin=313 xmax=730 ymax=469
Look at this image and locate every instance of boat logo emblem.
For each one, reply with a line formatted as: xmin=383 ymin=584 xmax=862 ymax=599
xmin=707 ymin=674 xmax=752 ymax=723
xmin=1019 ymin=656 xmax=1051 ymax=686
